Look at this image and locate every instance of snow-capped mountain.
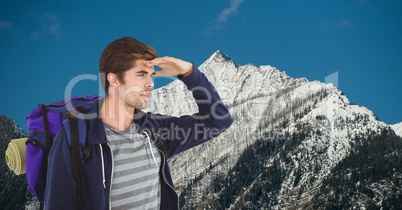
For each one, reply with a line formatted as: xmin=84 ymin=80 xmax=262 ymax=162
xmin=147 ymin=51 xmax=402 ymax=209
xmin=391 ymin=122 xmax=402 ymax=137
xmin=1 ymin=51 xmax=401 ymax=209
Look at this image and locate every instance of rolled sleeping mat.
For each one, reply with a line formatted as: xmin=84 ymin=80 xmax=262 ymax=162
xmin=5 ymin=137 xmax=27 ymax=175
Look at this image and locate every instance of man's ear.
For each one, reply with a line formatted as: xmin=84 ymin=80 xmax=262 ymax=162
xmin=107 ymin=73 xmax=118 ymax=87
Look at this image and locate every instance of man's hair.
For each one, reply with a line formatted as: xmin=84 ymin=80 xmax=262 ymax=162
xmin=99 ymin=36 xmax=158 ymax=93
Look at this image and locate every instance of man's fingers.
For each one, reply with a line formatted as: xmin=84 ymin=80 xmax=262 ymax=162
xmin=150 ymin=56 xmax=186 ymax=76
xmin=150 ymin=57 xmax=171 ymax=73
xmin=150 ymin=57 xmax=169 ymax=65
xmin=150 ymin=56 xmax=178 ymax=65
xmin=144 ymin=60 xmax=154 ymax=67
xmin=154 ymin=70 xmax=166 ymax=76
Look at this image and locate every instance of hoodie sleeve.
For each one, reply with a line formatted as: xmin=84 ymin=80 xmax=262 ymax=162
xmin=156 ymin=65 xmax=233 ymax=158
xmin=45 ymin=128 xmax=79 ymax=209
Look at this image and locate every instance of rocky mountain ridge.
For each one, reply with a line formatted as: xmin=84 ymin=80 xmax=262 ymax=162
xmin=0 ymin=116 xmax=35 ymax=209
xmin=0 ymin=51 xmax=401 ymax=209
xmin=147 ymin=51 xmax=402 ymax=209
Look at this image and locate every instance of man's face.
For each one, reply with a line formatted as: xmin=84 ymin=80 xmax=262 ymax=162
xmin=117 ymin=59 xmax=155 ymax=110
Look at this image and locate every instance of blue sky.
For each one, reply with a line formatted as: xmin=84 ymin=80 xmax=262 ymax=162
xmin=1 ymin=0 xmax=401 ymax=132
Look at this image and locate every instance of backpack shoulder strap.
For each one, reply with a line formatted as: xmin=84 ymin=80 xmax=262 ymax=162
xmin=40 ymin=104 xmax=53 ymax=155
xmin=63 ymin=111 xmax=87 ymax=209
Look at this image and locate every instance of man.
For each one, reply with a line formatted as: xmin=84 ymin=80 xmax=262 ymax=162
xmin=45 ymin=37 xmax=233 ymax=209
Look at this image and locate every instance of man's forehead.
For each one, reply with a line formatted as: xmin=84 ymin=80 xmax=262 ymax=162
xmin=132 ymin=59 xmax=148 ymax=67
xmin=132 ymin=59 xmax=154 ymax=72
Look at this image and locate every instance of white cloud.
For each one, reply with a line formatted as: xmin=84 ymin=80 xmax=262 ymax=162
xmin=339 ymin=19 xmax=351 ymax=27
xmin=323 ymin=19 xmax=352 ymax=29
xmin=0 ymin=20 xmax=13 ymax=30
xmin=29 ymin=31 xmax=40 ymax=41
xmin=30 ymin=12 xmax=62 ymax=40
xmin=203 ymin=0 xmax=244 ymax=36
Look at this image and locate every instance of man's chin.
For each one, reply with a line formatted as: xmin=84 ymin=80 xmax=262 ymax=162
xmin=136 ymin=102 xmax=149 ymax=110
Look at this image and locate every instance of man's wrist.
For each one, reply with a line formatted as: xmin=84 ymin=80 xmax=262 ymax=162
xmin=180 ymin=64 xmax=194 ymax=77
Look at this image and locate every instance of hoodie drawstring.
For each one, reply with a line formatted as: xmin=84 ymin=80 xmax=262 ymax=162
xmin=142 ymin=131 xmax=158 ymax=167
xmin=99 ymin=144 xmax=106 ymax=188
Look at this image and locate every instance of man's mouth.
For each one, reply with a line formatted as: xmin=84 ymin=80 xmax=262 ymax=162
xmin=140 ymin=93 xmax=151 ymax=101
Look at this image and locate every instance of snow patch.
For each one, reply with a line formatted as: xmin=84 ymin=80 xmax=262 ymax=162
xmin=391 ymin=122 xmax=402 ymax=137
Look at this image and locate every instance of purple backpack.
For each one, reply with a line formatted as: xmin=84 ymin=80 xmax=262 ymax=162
xmin=25 ymin=95 xmax=100 ymax=205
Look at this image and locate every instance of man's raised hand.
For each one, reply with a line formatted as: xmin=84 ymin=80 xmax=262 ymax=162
xmin=148 ymin=56 xmax=193 ymax=77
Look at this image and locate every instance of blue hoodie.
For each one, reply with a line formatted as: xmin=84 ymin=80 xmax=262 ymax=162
xmin=44 ymin=66 xmax=233 ymax=209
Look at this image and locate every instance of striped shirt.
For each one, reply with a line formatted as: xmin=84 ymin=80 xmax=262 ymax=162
xmin=104 ymin=123 xmax=161 ymax=210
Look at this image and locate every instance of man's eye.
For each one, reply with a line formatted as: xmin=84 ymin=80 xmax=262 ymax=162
xmin=137 ymin=73 xmax=145 ymax=77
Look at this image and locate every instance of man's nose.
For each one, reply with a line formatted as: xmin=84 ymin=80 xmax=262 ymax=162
xmin=146 ymin=77 xmax=154 ymax=89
